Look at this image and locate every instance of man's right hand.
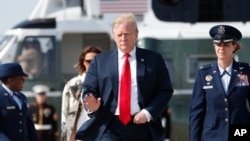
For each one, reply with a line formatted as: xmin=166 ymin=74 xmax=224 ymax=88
xmin=83 ymin=94 xmax=101 ymax=112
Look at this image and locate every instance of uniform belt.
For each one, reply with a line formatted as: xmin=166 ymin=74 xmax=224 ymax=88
xmin=34 ymin=124 xmax=52 ymax=130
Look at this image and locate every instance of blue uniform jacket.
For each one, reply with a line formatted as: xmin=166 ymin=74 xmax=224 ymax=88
xmin=0 ymin=85 xmax=38 ymax=141
xmin=190 ymin=60 xmax=250 ymax=141
xmin=76 ymin=47 xmax=173 ymax=141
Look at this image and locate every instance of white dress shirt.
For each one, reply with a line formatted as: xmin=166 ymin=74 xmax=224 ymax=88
xmin=218 ymin=62 xmax=232 ymax=93
xmin=115 ymin=47 xmax=152 ymax=121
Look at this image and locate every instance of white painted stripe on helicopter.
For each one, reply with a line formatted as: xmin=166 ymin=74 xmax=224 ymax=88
xmin=173 ymin=89 xmax=192 ymax=95
xmin=24 ymin=91 xmax=61 ymax=97
xmin=24 ymin=89 xmax=192 ymax=97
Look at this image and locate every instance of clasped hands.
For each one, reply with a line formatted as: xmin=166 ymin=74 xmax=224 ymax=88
xmin=83 ymin=93 xmax=147 ymax=124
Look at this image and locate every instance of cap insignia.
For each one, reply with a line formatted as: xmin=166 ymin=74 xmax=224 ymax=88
xmin=218 ymin=26 xmax=225 ymax=34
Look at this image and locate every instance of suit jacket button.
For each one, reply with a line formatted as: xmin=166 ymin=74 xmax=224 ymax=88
xmin=225 ymin=118 xmax=228 ymax=122
xmin=19 ymin=121 xmax=22 ymax=124
xmin=19 ymin=129 xmax=22 ymax=132
xmin=224 ymin=98 xmax=228 ymax=102
xmin=225 ymin=108 xmax=228 ymax=111
xmin=19 ymin=112 xmax=23 ymax=116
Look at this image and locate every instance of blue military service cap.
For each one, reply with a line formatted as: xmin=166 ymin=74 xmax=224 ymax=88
xmin=0 ymin=63 xmax=28 ymax=78
xmin=209 ymin=25 xmax=242 ymax=43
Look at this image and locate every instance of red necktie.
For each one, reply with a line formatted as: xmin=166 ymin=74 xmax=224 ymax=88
xmin=119 ymin=53 xmax=131 ymax=125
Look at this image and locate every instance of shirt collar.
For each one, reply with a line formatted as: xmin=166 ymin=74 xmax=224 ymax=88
xmin=118 ymin=46 xmax=136 ymax=59
xmin=2 ymin=84 xmax=15 ymax=96
xmin=218 ymin=61 xmax=233 ymax=75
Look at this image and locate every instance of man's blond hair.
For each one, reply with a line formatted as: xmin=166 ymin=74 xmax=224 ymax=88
xmin=112 ymin=13 xmax=138 ymax=32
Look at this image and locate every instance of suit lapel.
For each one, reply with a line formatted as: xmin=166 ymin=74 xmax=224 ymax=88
xmin=136 ymin=48 xmax=145 ymax=82
xmin=109 ymin=50 xmax=119 ymax=105
xmin=136 ymin=48 xmax=145 ymax=106
xmin=227 ymin=61 xmax=239 ymax=96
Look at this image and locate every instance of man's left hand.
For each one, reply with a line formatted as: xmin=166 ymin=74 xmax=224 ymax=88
xmin=133 ymin=111 xmax=147 ymax=124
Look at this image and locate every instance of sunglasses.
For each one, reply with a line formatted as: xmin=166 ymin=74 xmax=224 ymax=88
xmin=85 ymin=59 xmax=92 ymax=64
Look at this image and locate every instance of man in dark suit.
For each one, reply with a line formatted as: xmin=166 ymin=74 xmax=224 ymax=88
xmin=76 ymin=13 xmax=173 ymax=141
xmin=0 ymin=63 xmax=38 ymax=141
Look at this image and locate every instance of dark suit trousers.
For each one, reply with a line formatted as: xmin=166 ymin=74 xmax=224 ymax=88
xmin=100 ymin=116 xmax=153 ymax=141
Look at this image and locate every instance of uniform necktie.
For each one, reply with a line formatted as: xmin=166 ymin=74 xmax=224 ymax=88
xmin=119 ymin=53 xmax=131 ymax=125
xmin=13 ymin=92 xmax=22 ymax=109
xmin=220 ymin=70 xmax=231 ymax=77
xmin=220 ymin=70 xmax=231 ymax=93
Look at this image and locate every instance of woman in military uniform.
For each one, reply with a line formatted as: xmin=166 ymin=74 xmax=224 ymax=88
xmin=189 ymin=25 xmax=250 ymax=141
xmin=61 ymin=46 xmax=102 ymax=141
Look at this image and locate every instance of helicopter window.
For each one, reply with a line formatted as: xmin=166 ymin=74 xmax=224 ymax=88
xmin=66 ymin=0 xmax=81 ymax=7
xmin=17 ymin=36 xmax=56 ymax=79
xmin=0 ymin=35 xmax=18 ymax=64
xmin=187 ymin=55 xmax=217 ymax=83
xmin=0 ymin=35 xmax=14 ymax=51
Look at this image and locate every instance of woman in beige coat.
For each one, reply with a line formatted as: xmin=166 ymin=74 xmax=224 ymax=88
xmin=61 ymin=46 xmax=102 ymax=141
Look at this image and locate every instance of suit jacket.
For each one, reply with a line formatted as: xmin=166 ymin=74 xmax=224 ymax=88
xmin=76 ymin=47 xmax=173 ymax=141
xmin=189 ymin=60 xmax=250 ymax=141
xmin=0 ymin=85 xmax=38 ymax=141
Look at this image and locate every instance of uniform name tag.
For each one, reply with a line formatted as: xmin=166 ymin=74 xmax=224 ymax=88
xmin=6 ymin=106 xmax=16 ymax=110
xmin=203 ymin=85 xmax=213 ymax=89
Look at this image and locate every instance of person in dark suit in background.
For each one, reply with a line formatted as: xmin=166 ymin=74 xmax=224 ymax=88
xmin=76 ymin=13 xmax=173 ymax=141
xmin=190 ymin=25 xmax=250 ymax=141
xmin=0 ymin=63 xmax=38 ymax=141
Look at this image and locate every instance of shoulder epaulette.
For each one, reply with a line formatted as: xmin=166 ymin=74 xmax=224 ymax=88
xmin=200 ymin=64 xmax=213 ymax=70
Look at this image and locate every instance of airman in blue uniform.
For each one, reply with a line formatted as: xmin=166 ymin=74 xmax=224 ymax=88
xmin=190 ymin=25 xmax=250 ymax=141
xmin=0 ymin=63 xmax=38 ymax=141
